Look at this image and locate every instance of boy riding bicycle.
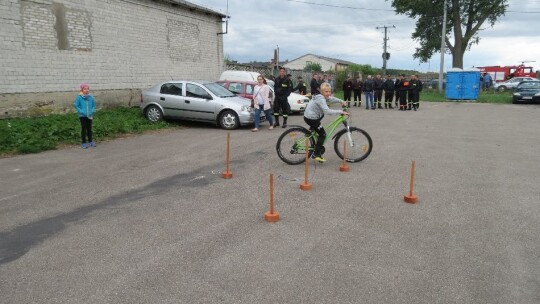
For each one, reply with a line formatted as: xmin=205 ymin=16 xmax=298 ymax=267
xmin=304 ymin=82 xmax=349 ymax=163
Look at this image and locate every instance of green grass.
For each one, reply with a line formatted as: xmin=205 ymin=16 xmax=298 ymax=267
xmin=333 ymin=89 xmax=512 ymax=103
xmin=421 ymin=89 xmax=513 ymax=103
xmin=0 ymin=107 xmax=175 ymax=156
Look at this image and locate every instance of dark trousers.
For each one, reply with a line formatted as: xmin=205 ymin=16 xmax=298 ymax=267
xmin=79 ymin=117 xmax=93 ymax=143
xmin=353 ymin=89 xmax=361 ymax=102
xmin=273 ymin=97 xmax=290 ymax=118
xmin=344 ymin=90 xmax=352 ymax=101
xmin=410 ymin=91 xmax=420 ymax=108
xmin=374 ymin=89 xmax=383 ymax=107
xmin=304 ymin=116 xmax=326 ymax=157
xmin=384 ymin=91 xmax=394 ymax=107
xmin=398 ymin=91 xmax=408 ymax=110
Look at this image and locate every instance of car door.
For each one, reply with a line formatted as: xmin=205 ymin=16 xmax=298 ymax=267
xmin=158 ymin=82 xmax=185 ymax=118
xmin=184 ymin=83 xmax=215 ymax=121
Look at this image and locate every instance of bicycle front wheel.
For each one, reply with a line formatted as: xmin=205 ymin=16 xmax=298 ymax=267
xmin=334 ymin=127 xmax=373 ymax=162
xmin=276 ymin=127 xmax=313 ymax=165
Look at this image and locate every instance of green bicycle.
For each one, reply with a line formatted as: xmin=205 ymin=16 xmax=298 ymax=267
xmin=276 ymin=107 xmax=373 ymax=165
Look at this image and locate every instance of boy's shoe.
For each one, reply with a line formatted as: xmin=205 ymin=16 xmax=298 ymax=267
xmin=81 ymin=143 xmax=87 ymax=149
xmin=89 ymin=141 xmax=96 ymax=147
xmin=311 ymin=154 xmax=326 ymax=163
xmin=251 ymin=128 xmax=259 ymax=132
xmin=268 ymin=126 xmax=274 ymax=130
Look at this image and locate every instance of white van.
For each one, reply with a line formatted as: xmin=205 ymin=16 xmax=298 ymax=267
xmin=219 ymin=70 xmax=275 ymax=87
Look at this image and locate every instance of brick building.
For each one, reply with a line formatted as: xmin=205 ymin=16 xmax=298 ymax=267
xmin=0 ymin=0 xmax=226 ymax=117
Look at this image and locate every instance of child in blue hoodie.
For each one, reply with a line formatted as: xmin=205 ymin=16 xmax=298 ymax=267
xmin=74 ymin=83 xmax=96 ymax=149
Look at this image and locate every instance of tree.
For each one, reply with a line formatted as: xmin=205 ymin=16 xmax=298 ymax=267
xmin=304 ymin=62 xmax=322 ymax=72
xmin=388 ymin=0 xmax=507 ymax=68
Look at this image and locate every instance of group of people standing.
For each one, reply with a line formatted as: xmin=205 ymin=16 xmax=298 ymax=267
xmin=309 ymin=73 xmax=336 ymax=95
xmin=341 ymin=74 xmax=423 ymax=111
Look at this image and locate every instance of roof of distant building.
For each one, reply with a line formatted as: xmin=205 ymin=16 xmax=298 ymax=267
xmin=168 ymin=0 xmax=227 ymax=18
xmin=289 ymin=53 xmax=356 ymax=65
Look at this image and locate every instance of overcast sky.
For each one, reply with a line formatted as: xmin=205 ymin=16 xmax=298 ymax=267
xmin=189 ymin=0 xmax=540 ymax=72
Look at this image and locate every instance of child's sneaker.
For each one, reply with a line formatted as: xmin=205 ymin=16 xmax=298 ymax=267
xmin=311 ymin=154 xmax=326 ymax=163
xmin=89 ymin=141 xmax=96 ymax=147
xmin=81 ymin=143 xmax=87 ymax=149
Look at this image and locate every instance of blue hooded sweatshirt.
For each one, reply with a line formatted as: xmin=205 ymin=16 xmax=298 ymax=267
xmin=74 ymin=94 xmax=95 ymax=118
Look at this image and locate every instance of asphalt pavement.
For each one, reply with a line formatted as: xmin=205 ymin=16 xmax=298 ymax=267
xmin=0 ymin=102 xmax=539 ymax=304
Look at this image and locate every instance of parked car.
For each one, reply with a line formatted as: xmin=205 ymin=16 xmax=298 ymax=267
xmin=424 ymin=78 xmax=446 ymax=90
xmin=140 ymin=80 xmax=263 ymax=130
xmin=494 ymin=77 xmax=539 ymax=92
xmin=216 ymin=80 xmax=310 ymax=113
xmin=512 ymin=81 xmax=540 ymax=104
xmin=219 ymin=70 xmax=274 ymax=87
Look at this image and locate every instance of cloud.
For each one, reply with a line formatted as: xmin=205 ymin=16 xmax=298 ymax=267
xmin=193 ymin=0 xmax=540 ymax=72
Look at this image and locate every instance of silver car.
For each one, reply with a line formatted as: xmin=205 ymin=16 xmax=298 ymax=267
xmin=493 ymin=77 xmax=539 ymax=92
xmin=140 ymin=80 xmax=263 ymax=130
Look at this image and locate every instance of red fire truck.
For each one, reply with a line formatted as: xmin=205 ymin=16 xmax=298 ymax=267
xmin=476 ymin=64 xmax=536 ymax=83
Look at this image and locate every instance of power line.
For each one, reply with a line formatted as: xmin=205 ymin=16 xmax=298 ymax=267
xmin=287 ymin=0 xmax=395 ymax=11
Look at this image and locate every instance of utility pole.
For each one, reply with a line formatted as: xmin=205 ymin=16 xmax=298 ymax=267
xmin=376 ymin=25 xmax=395 ymax=76
xmin=438 ymin=0 xmax=447 ymax=92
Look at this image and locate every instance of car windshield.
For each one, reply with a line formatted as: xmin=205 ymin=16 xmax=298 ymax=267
xmin=517 ymin=82 xmax=540 ymax=89
xmin=204 ymin=82 xmax=236 ymax=97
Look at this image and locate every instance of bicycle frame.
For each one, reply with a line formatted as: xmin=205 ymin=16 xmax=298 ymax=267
xmin=321 ymin=114 xmax=349 ymax=145
xmin=296 ymin=111 xmax=351 ymax=150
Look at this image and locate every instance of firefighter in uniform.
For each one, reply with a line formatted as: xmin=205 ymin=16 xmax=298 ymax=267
xmin=373 ymin=74 xmax=384 ymax=109
xmin=293 ymin=76 xmax=307 ymax=95
xmin=382 ymin=75 xmax=395 ymax=109
xmin=394 ymin=74 xmax=401 ymax=108
xmin=352 ymin=76 xmax=362 ymax=106
xmin=396 ymin=74 xmax=410 ymax=111
xmin=342 ymin=76 xmax=353 ymax=107
xmin=409 ymin=74 xmax=423 ymax=111
xmin=273 ymin=67 xmax=293 ymax=128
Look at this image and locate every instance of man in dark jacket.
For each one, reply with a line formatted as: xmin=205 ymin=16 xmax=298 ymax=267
xmin=408 ymin=74 xmax=423 ymax=111
xmin=310 ymin=73 xmax=320 ymax=95
xmin=394 ymin=74 xmax=400 ymax=108
xmin=342 ymin=76 xmax=353 ymax=107
xmin=382 ymin=75 xmax=395 ymax=109
xmin=274 ymin=67 xmax=293 ymax=127
xmin=293 ymin=76 xmax=307 ymax=95
xmin=373 ymin=74 xmax=384 ymax=109
xmin=352 ymin=76 xmax=362 ymax=106
xmin=395 ymin=74 xmax=410 ymax=111
xmin=363 ymin=75 xmax=375 ymax=110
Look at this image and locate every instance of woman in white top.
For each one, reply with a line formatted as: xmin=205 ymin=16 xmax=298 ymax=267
xmin=252 ymin=75 xmax=275 ymax=132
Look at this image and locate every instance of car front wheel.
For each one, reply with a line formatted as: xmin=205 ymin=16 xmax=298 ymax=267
xmin=219 ymin=110 xmax=239 ymax=130
xmin=146 ymin=105 xmax=163 ymax=122
xmin=497 ymin=86 xmax=507 ymax=92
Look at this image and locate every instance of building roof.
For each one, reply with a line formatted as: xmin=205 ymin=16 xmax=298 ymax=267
xmin=289 ymin=54 xmax=356 ymax=65
xmin=167 ymin=0 xmax=227 ymax=18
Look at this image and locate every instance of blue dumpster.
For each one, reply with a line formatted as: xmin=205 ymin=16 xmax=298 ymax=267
xmin=445 ymin=69 xmax=481 ymax=100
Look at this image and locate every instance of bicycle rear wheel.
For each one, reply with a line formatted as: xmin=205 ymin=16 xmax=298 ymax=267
xmin=276 ymin=127 xmax=314 ymax=165
xmin=334 ymin=127 xmax=373 ymax=162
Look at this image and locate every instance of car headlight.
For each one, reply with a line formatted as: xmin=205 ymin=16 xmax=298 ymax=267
xmin=241 ymin=105 xmax=252 ymax=112
xmin=513 ymin=93 xmax=521 ymax=96
xmin=535 ymin=93 xmax=540 ymax=96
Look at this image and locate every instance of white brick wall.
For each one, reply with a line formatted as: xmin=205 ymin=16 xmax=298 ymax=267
xmin=0 ymin=0 xmax=225 ymax=96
